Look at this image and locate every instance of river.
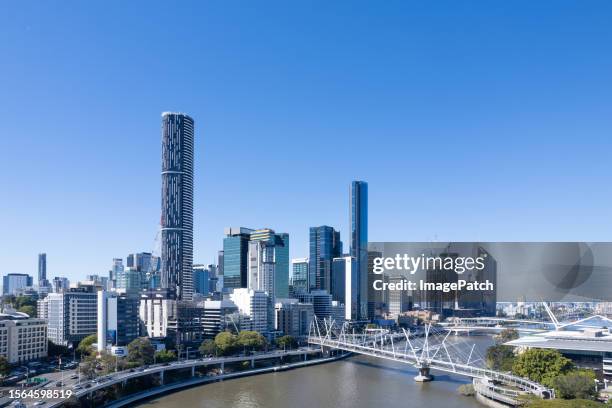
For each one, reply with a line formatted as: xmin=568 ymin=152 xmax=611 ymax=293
xmin=138 ymin=335 xmax=493 ymax=408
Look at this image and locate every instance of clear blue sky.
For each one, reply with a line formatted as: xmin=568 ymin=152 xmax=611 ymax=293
xmin=1 ymin=1 xmax=611 ymax=283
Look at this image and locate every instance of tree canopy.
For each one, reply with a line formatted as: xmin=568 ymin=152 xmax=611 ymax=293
xmin=276 ymin=335 xmax=296 ymax=350
xmin=486 ymin=344 xmax=515 ymax=371
xmin=553 ymin=370 xmax=598 ymax=400
xmin=155 ymin=349 xmax=177 ymax=363
xmin=127 ymin=337 xmax=155 ymax=365
xmin=237 ymin=331 xmax=266 ymax=351
xmin=512 ymin=349 xmax=574 ymax=388
xmin=76 ymin=334 xmax=98 ymax=356
xmin=199 ymin=339 xmax=216 ymax=356
xmin=18 ymin=305 xmax=36 ymax=317
xmin=214 ymin=332 xmax=238 ymax=356
xmin=0 ymin=356 xmax=10 ymax=377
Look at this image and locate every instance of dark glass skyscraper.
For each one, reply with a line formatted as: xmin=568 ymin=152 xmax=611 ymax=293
xmin=350 ymin=180 xmax=368 ymax=320
xmin=38 ymin=253 xmax=47 ymax=285
xmin=223 ymin=227 xmax=253 ymax=291
xmin=308 ymin=226 xmax=342 ymax=292
xmin=161 ymin=112 xmax=194 ymax=300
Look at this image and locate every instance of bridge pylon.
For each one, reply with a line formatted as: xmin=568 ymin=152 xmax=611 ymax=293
xmin=414 ymin=362 xmax=432 ymax=382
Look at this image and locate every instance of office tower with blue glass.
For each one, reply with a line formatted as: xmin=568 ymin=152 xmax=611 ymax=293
xmin=161 ymin=112 xmax=194 ymax=300
xmin=290 ymin=258 xmax=309 ymax=295
xmin=350 ymin=180 xmax=368 ymax=320
xmin=309 ymin=226 xmax=342 ymax=292
xmin=193 ymin=265 xmax=211 ymax=295
xmin=223 ymin=227 xmax=254 ymax=291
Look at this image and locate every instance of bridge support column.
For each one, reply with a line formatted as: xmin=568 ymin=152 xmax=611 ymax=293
xmin=192 ymin=366 xmax=195 ymax=377
xmin=220 ymin=362 xmax=224 ymax=374
xmin=414 ymin=364 xmax=432 ymax=382
xmin=160 ymin=370 xmax=164 ymax=385
xmin=251 ymin=358 xmax=255 ymax=368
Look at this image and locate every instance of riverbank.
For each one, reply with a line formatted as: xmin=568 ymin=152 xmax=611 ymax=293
xmin=104 ymin=352 xmax=351 ymax=408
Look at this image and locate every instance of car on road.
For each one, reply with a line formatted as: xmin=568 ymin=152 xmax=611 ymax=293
xmin=55 ymin=381 xmax=63 ymax=386
xmin=33 ymin=401 xmax=45 ymax=406
xmin=70 ymin=374 xmax=78 ymax=379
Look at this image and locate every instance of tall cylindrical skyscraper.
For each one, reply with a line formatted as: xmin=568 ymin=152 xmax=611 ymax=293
xmin=350 ymin=180 xmax=368 ymax=320
xmin=161 ymin=112 xmax=194 ymax=300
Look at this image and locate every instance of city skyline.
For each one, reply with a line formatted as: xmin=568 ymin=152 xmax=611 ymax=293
xmin=2 ymin=2 xmax=612 ymax=282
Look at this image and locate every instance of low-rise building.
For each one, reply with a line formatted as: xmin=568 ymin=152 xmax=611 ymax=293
xmin=0 ymin=310 xmax=47 ymax=364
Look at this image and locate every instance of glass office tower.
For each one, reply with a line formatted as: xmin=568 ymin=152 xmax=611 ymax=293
xmin=161 ymin=112 xmax=194 ymax=301
xmin=350 ymin=180 xmax=368 ymax=320
xmin=223 ymin=227 xmax=253 ymax=291
xmin=309 ymin=226 xmax=342 ymax=292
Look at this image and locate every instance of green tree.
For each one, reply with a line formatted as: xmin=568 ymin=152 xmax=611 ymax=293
xmin=237 ymin=331 xmax=265 ymax=352
xmin=553 ymin=370 xmax=598 ymax=400
xmin=0 ymin=356 xmax=10 ymax=377
xmin=127 ymin=337 xmax=155 ymax=365
xmin=495 ymin=328 xmax=519 ymax=344
xmin=214 ymin=332 xmax=238 ymax=356
xmin=17 ymin=305 xmax=36 ymax=317
xmin=78 ymin=354 xmax=98 ymax=380
xmin=76 ymin=334 xmax=98 ymax=356
xmin=199 ymin=339 xmax=216 ymax=356
xmin=512 ymin=349 xmax=574 ymax=388
xmin=155 ymin=349 xmax=177 ymax=363
xmin=486 ymin=344 xmax=515 ymax=371
xmin=276 ymin=335 xmax=295 ymax=350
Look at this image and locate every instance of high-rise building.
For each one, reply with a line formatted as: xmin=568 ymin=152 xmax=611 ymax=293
xmin=274 ymin=299 xmax=314 ymax=339
xmin=297 ymin=290 xmax=332 ymax=320
xmin=46 ymin=284 xmax=98 ymax=346
xmin=3 ymin=274 xmax=33 ymax=295
xmin=223 ymin=227 xmax=253 ymax=291
xmin=202 ymin=299 xmax=238 ymax=339
xmin=350 ymin=180 xmax=368 ymax=320
xmin=115 ymin=267 xmax=142 ymax=292
xmin=138 ymin=288 xmax=204 ymax=345
xmin=387 ymin=276 xmax=411 ymax=317
xmin=422 ymin=245 xmax=497 ymax=318
xmin=309 ymin=226 xmax=342 ymax=292
xmin=38 ymin=253 xmax=47 ymax=286
xmin=229 ymin=288 xmax=269 ymax=334
xmin=247 ymin=228 xmax=289 ymax=298
xmin=127 ymin=252 xmax=158 ymax=273
xmin=52 ymin=277 xmax=70 ymax=293
xmin=367 ymin=250 xmax=386 ymax=318
xmin=248 ymin=229 xmax=289 ymax=299
xmin=332 ymin=256 xmax=359 ymax=320
xmin=109 ymin=258 xmax=124 ymax=288
xmin=290 ymin=258 xmax=309 ymax=295
xmin=193 ymin=265 xmax=211 ymax=295
xmin=97 ymin=290 xmax=140 ymax=353
xmin=161 ymin=112 xmax=195 ymax=301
